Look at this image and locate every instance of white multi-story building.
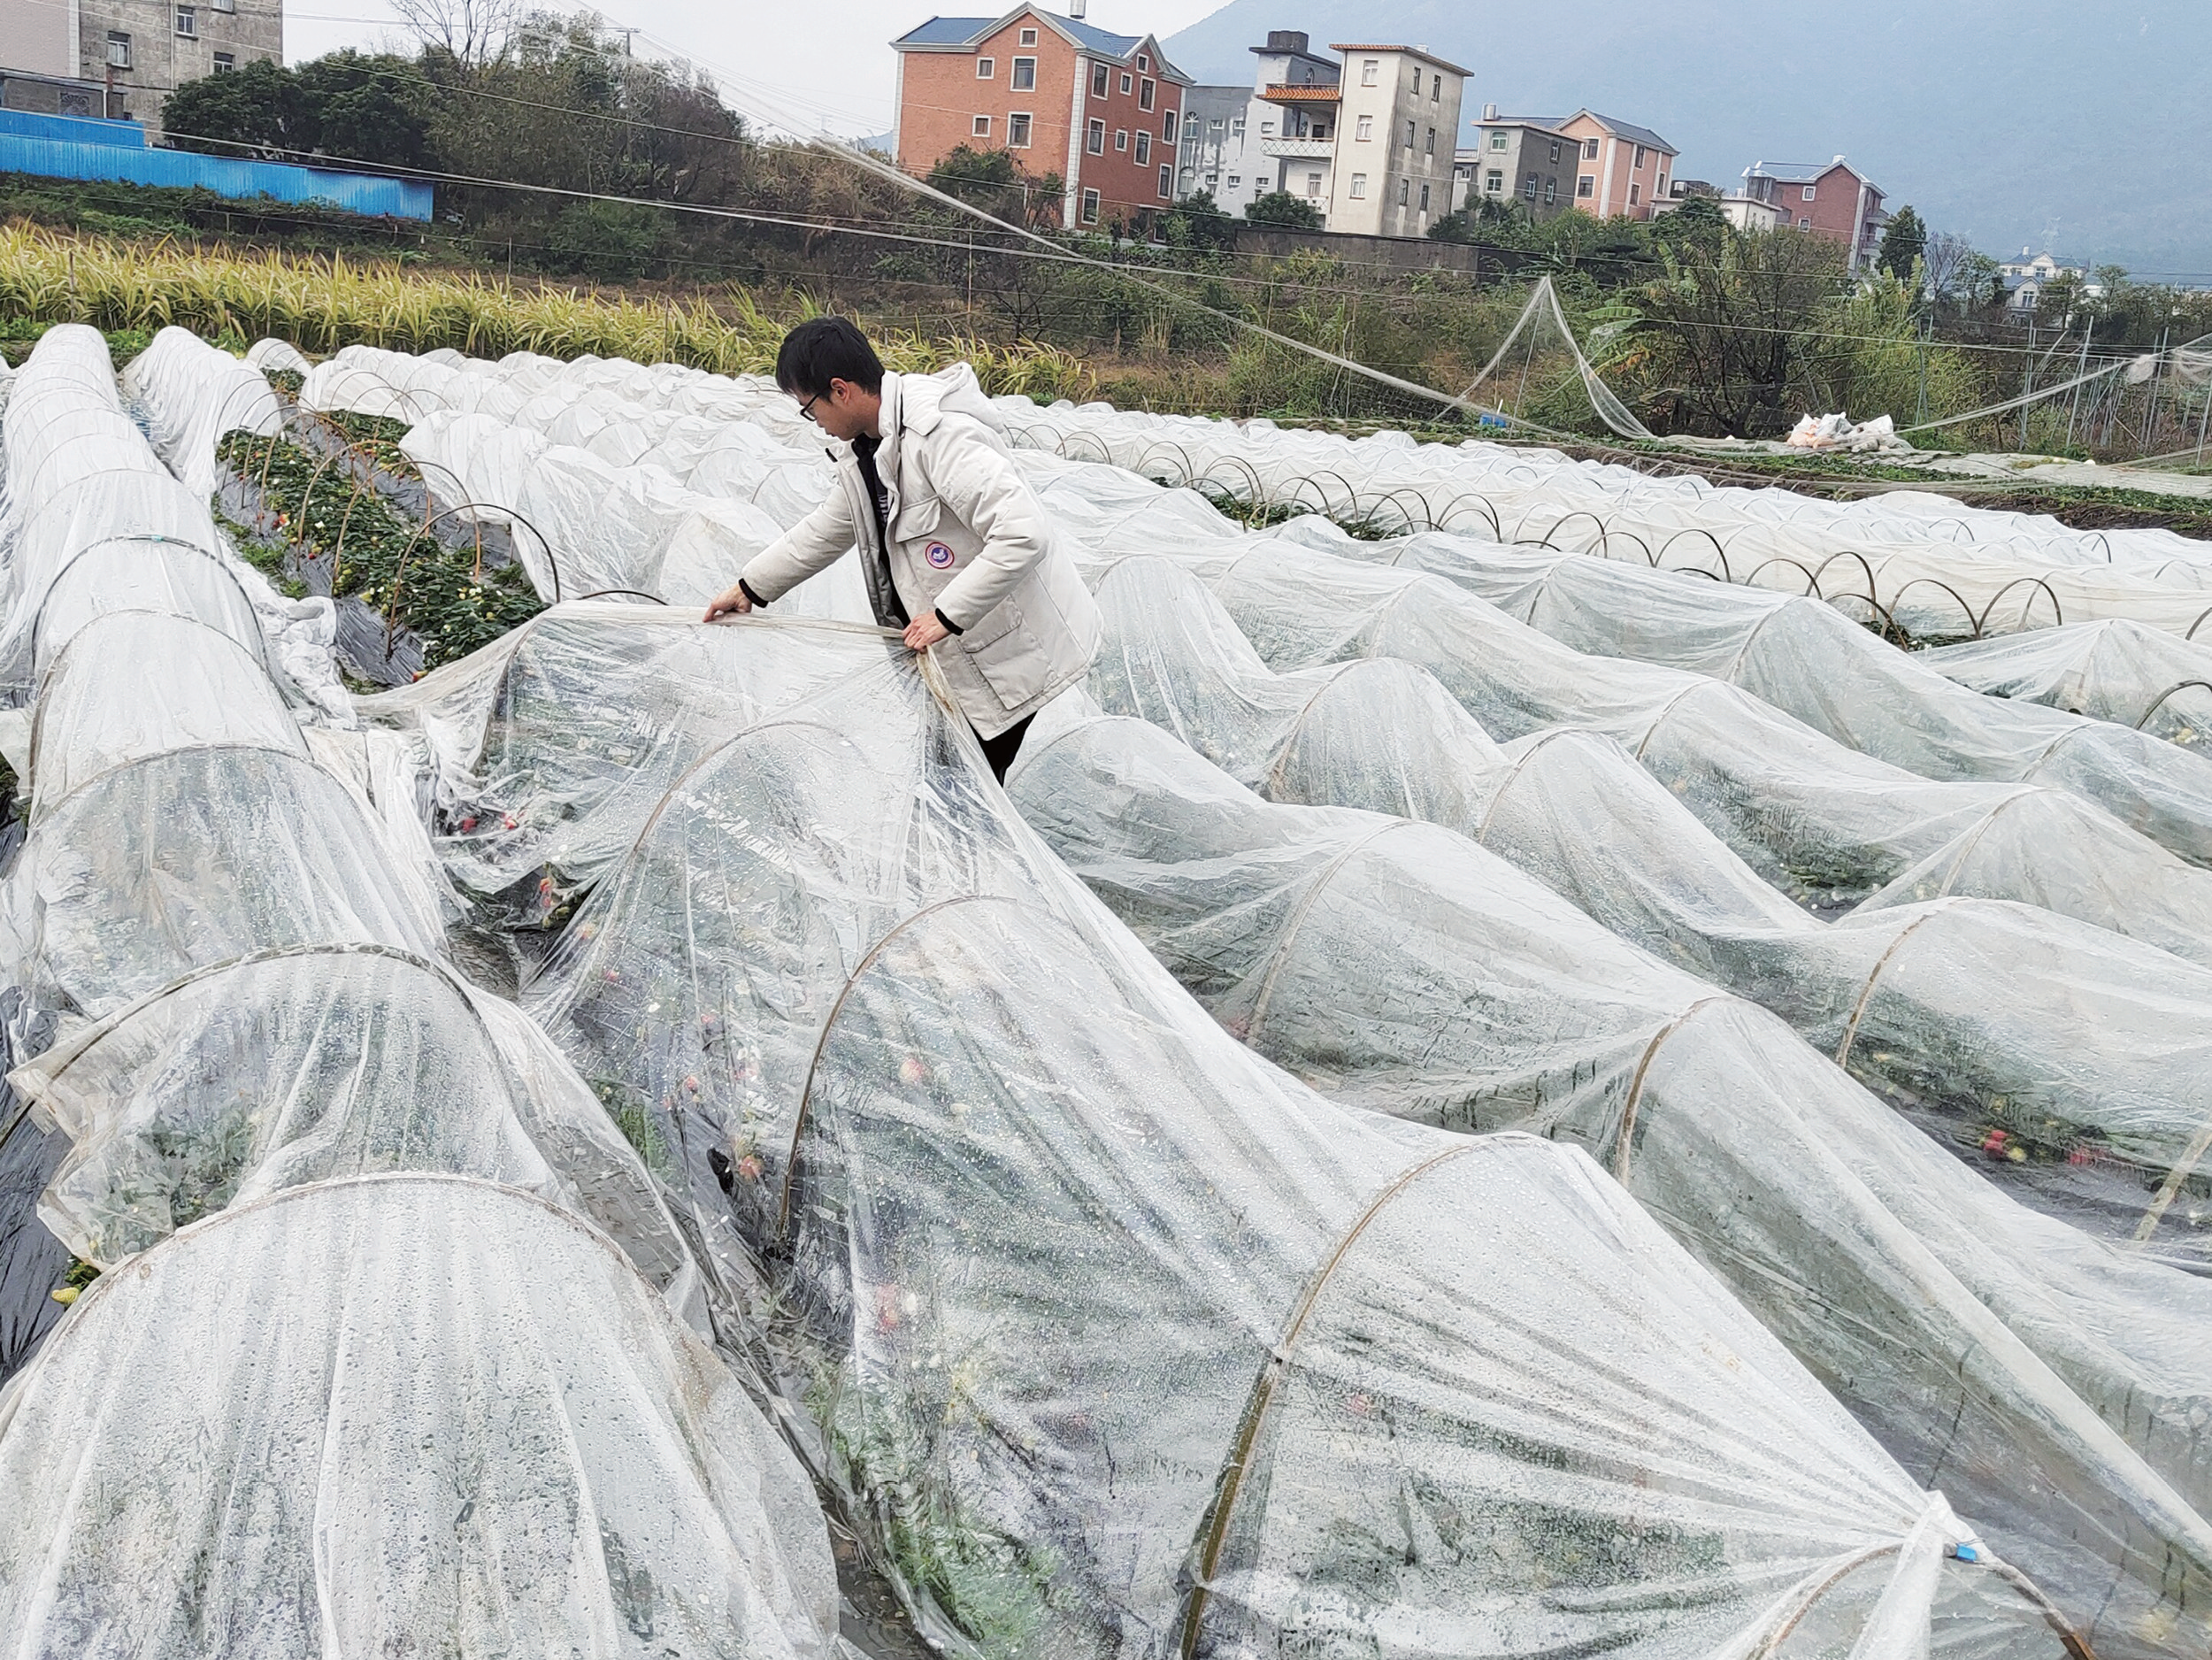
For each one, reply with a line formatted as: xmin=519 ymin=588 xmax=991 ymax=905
xmin=1176 ymin=29 xmax=1339 ymax=216
xmin=1172 ymin=30 xmax=1465 ymax=238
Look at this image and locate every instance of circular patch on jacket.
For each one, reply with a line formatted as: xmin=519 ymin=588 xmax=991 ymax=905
xmin=925 ymin=541 xmax=956 ymax=569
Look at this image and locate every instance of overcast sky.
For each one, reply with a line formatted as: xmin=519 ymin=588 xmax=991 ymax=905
xmin=288 ymin=1 xmax=1227 ymax=138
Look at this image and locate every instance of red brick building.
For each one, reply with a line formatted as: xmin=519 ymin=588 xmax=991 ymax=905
xmin=892 ymin=6 xmax=1191 ymax=230
xmin=1742 ymin=158 xmax=1887 ymax=271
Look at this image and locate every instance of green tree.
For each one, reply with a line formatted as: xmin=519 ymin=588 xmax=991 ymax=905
xmin=162 ymin=59 xmax=312 ymax=158
xmin=1161 ymin=190 xmax=1237 ymax=255
xmin=1876 ymin=205 xmax=1926 ymax=280
xmin=925 ymin=144 xmax=1059 ymax=227
xmin=543 ymin=198 xmax=659 ymax=279
xmin=1655 ymin=193 xmax=1729 ymax=255
xmin=1245 ymin=190 xmax=1322 ymax=230
xmin=296 ymin=52 xmax=433 ymax=167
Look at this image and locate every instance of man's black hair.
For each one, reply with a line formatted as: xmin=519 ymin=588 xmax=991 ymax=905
xmin=775 ymin=317 xmax=885 ymax=400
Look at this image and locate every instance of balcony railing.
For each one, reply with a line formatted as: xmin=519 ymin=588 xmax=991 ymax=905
xmin=1260 ymin=135 xmax=1333 ymax=159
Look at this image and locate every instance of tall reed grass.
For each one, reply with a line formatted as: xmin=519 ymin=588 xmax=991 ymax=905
xmin=0 ymin=224 xmax=1098 ymax=401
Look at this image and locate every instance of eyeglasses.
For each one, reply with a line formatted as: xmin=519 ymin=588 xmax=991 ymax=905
xmin=796 ymin=390 xmax=825 ymax=423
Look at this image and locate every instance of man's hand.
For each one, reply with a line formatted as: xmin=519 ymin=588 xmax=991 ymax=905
xmin=902 ymin=612 xmax=952 ymax=652
xmin=703 ymin=582 xmax=754 ymax=624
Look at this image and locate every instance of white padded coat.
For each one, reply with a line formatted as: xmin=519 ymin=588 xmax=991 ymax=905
xmin=740 ymin=365 xmax=1101 ymax=739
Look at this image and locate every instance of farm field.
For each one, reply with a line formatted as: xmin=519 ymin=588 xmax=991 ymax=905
xmin=4 ymin=268 xmax=2212 ymax=1656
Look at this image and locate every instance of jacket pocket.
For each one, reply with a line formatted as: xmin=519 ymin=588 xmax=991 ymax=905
xmin=956 ymin=602 xmax=1054 ymax=709
xmin=892 ymin=495 xmax=942 ymax=542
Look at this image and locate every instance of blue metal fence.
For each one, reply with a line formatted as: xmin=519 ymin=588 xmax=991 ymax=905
xmin=0 ymin=129 xmax=434 ymax=219
xmin=0 ymin=109 xmax=149 ymax=149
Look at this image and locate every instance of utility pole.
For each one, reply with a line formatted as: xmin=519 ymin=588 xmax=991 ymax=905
xmin=2063 ymin=319 xmax=2093 ymax=454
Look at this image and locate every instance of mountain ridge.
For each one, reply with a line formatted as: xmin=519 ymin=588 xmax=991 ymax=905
xmin=1162 ymin=1 xmax=2208 ymax=278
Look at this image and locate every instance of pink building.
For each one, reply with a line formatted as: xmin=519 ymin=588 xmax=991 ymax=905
xmin=1557 ymin=111 xmax=1676 ymax=220
xmin=892 ymin=6 xmax=1191 ymax=231
xmin=1742 ymin=158 xmax=1887 ymax=271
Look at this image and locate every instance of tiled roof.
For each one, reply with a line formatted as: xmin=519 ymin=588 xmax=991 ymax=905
xmin=1745 ymin=159 xmax=1861 ymax=186
xmin=1329 ymin=43 xmax=1473 ymax=75
xmin=893 ymin=16 xmax=995 ymax=46
xmin=892 ymin=9 xmax=1141 ymax=56
xmin=1262 ymin=84 xmax=1343 ymax=101
xmin=1574 ymin=111 xmax=1676 ymax=152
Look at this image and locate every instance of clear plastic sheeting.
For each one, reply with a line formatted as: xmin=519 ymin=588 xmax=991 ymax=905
xmin=243 ymin=335 xmax=311 ymax=377
xmin=518 ymin=658 xmax=2069 ymax=1660
xmin=0 ymin=328 xmax=347 ymax=724
xmin=401 ymin=408 xmax=867 ymax=615
xmin=7 ymin=945 xmax=703 ymax=1316
xmin=994 ymin=391 xmax=2212 ymax=637
xmin=121 ymin=325 xmax=282 ymax=496
xmin=25 ymin=609 xmax=303 ymax=812
xmin=1370 ymin=535 xmax=2212 ymax=868
xmin=0 ymin=324 xmax=844 ymax=1658
xmin=1169 ymin=546 xmax=2212 ymax=962
xmin=0 ymin=1174 xmax=839 ymax=1660
xmin=357 ymin=605 xmax=903 ymax=923
xmin=1084 ymin=557 xmax=2212 ymax=1277
xmin=1925 ymin=618 xmax=2212 ymax=756
xmin=1006 ymin=708 xmax=2212 ymax=1656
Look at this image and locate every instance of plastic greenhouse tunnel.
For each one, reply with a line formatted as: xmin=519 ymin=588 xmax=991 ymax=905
xmin=0 ymin=326 xmax=847 ymax=1658
xmin=508 ymin=633 xmax=2089 ymax=1659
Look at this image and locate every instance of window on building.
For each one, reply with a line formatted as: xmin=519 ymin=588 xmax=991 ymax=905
xmin=1486 ymin=131 xmax=1507 ymax=152
xmin=1629 ymin=181 xmax=1640 ymax=204
xmin=1485 ymin=169 xmax=1502 ymax=193
xmin=1799 ymin=215 xmax=1811 ymax=229
xmin=212 ymin=50 xmax=234 ymax=68
xmin=1577 ymin=174 xmax=1594 ymax=198
xmin=972 ymin=114 xmax=991 ymax=136
xmin=1010 ymin=58 xmax=1035 ymax=90
xmin=1523 ymin=172 xmax=1538 ymax=201
xmin=1082 ymin=188 xmax=1101 ymax=223
xmin=1419 ymin=181 xmax=1430 ymax=210
xmin=1140 ymin=78 xmax=1155 ymax=111
xmin=1544 ymin=176 xmax=1557 ymax=205
xmin=173 ymin=5 xmax=196 ymax=36
xmin=1404 ymin=119 xmax=1416 ymax=149
xmin=1397 ymin=177 xmax=1410 ymax=205
xmin=1657 ymin=173 xmax=1668 ymax=197
xmin=1228 ymin=173 xmax=1240 ymax=188
xmin=1086 ymin=118 xmax=1105 ymax=153
xmin=1548 ymin=139 xmax=1560 ymax=163
xmin=1425 ymin=127 xmax=1434 ymax=154
xmin=977 ymin=57 xmax=994 ymax=78
xmin=1008 ymin=112 xmax=1032 ymax=147
xmin=211 ymin=0 xmax=234 ymax=11
xmin=1138 ymin=53 xmax=1149 ymax=70
xmin=1019 ymin=26 xmax=1036 ymax=43
xmin=105 ymin=28 xmax=132 ymax=64
xmin=1583 ymin=137 xmax=1599 ymax=159
xmin=1361 ymin=58 xmax=1379 ymax=86
xmin=1310 ymin=120 xmax=1328 ymax=140
xmin=1633 ymin=144 xmax=1647 ymax=168
xmin=1432 ymin=73 xmax=1441 ymax=99
xmin=1135 ymin=132 xmax=1150 ymax=164
xmin=1158 ymin=164 xmax=1171 ymax=198
xmin=1259 ymin=120 xmax=1273 ymax=136
xmin=1231 ymin=113 xmax=1245 ymax=136
xmin=1305 ymin=171 xmax=1321 ymax=195
xmin=1348 ymin=173 xmax=1368 ymax=199
xmin=1208 ymin=117 xmax=1222 ymax=130
xmin=1801 ymin=184 xmax=1816 ymax=201
xmin=1091 ymin=62 xmax=1109 ymax=96
xmin=1119 ymin=72 xmax=1133 ymax=94
xmin=1163 ymin=111 xmax=1176 ymax=141
xmin=1356 ymin=114 xmax=1372 ymax=141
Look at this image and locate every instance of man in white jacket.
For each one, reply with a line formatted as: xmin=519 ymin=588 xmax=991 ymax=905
xmin=705 ymin=319 xmax=1100 ymax=780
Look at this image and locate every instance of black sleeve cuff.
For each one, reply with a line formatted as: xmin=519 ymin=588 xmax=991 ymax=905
xmin=934 ymin=607 xmax=964 ymax=635
xmin=739 ymin=578 xmax=765 ymax=608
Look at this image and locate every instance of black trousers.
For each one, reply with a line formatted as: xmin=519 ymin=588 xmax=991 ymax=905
xmin=976 ymin=714 xmax=1034 ymax=784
